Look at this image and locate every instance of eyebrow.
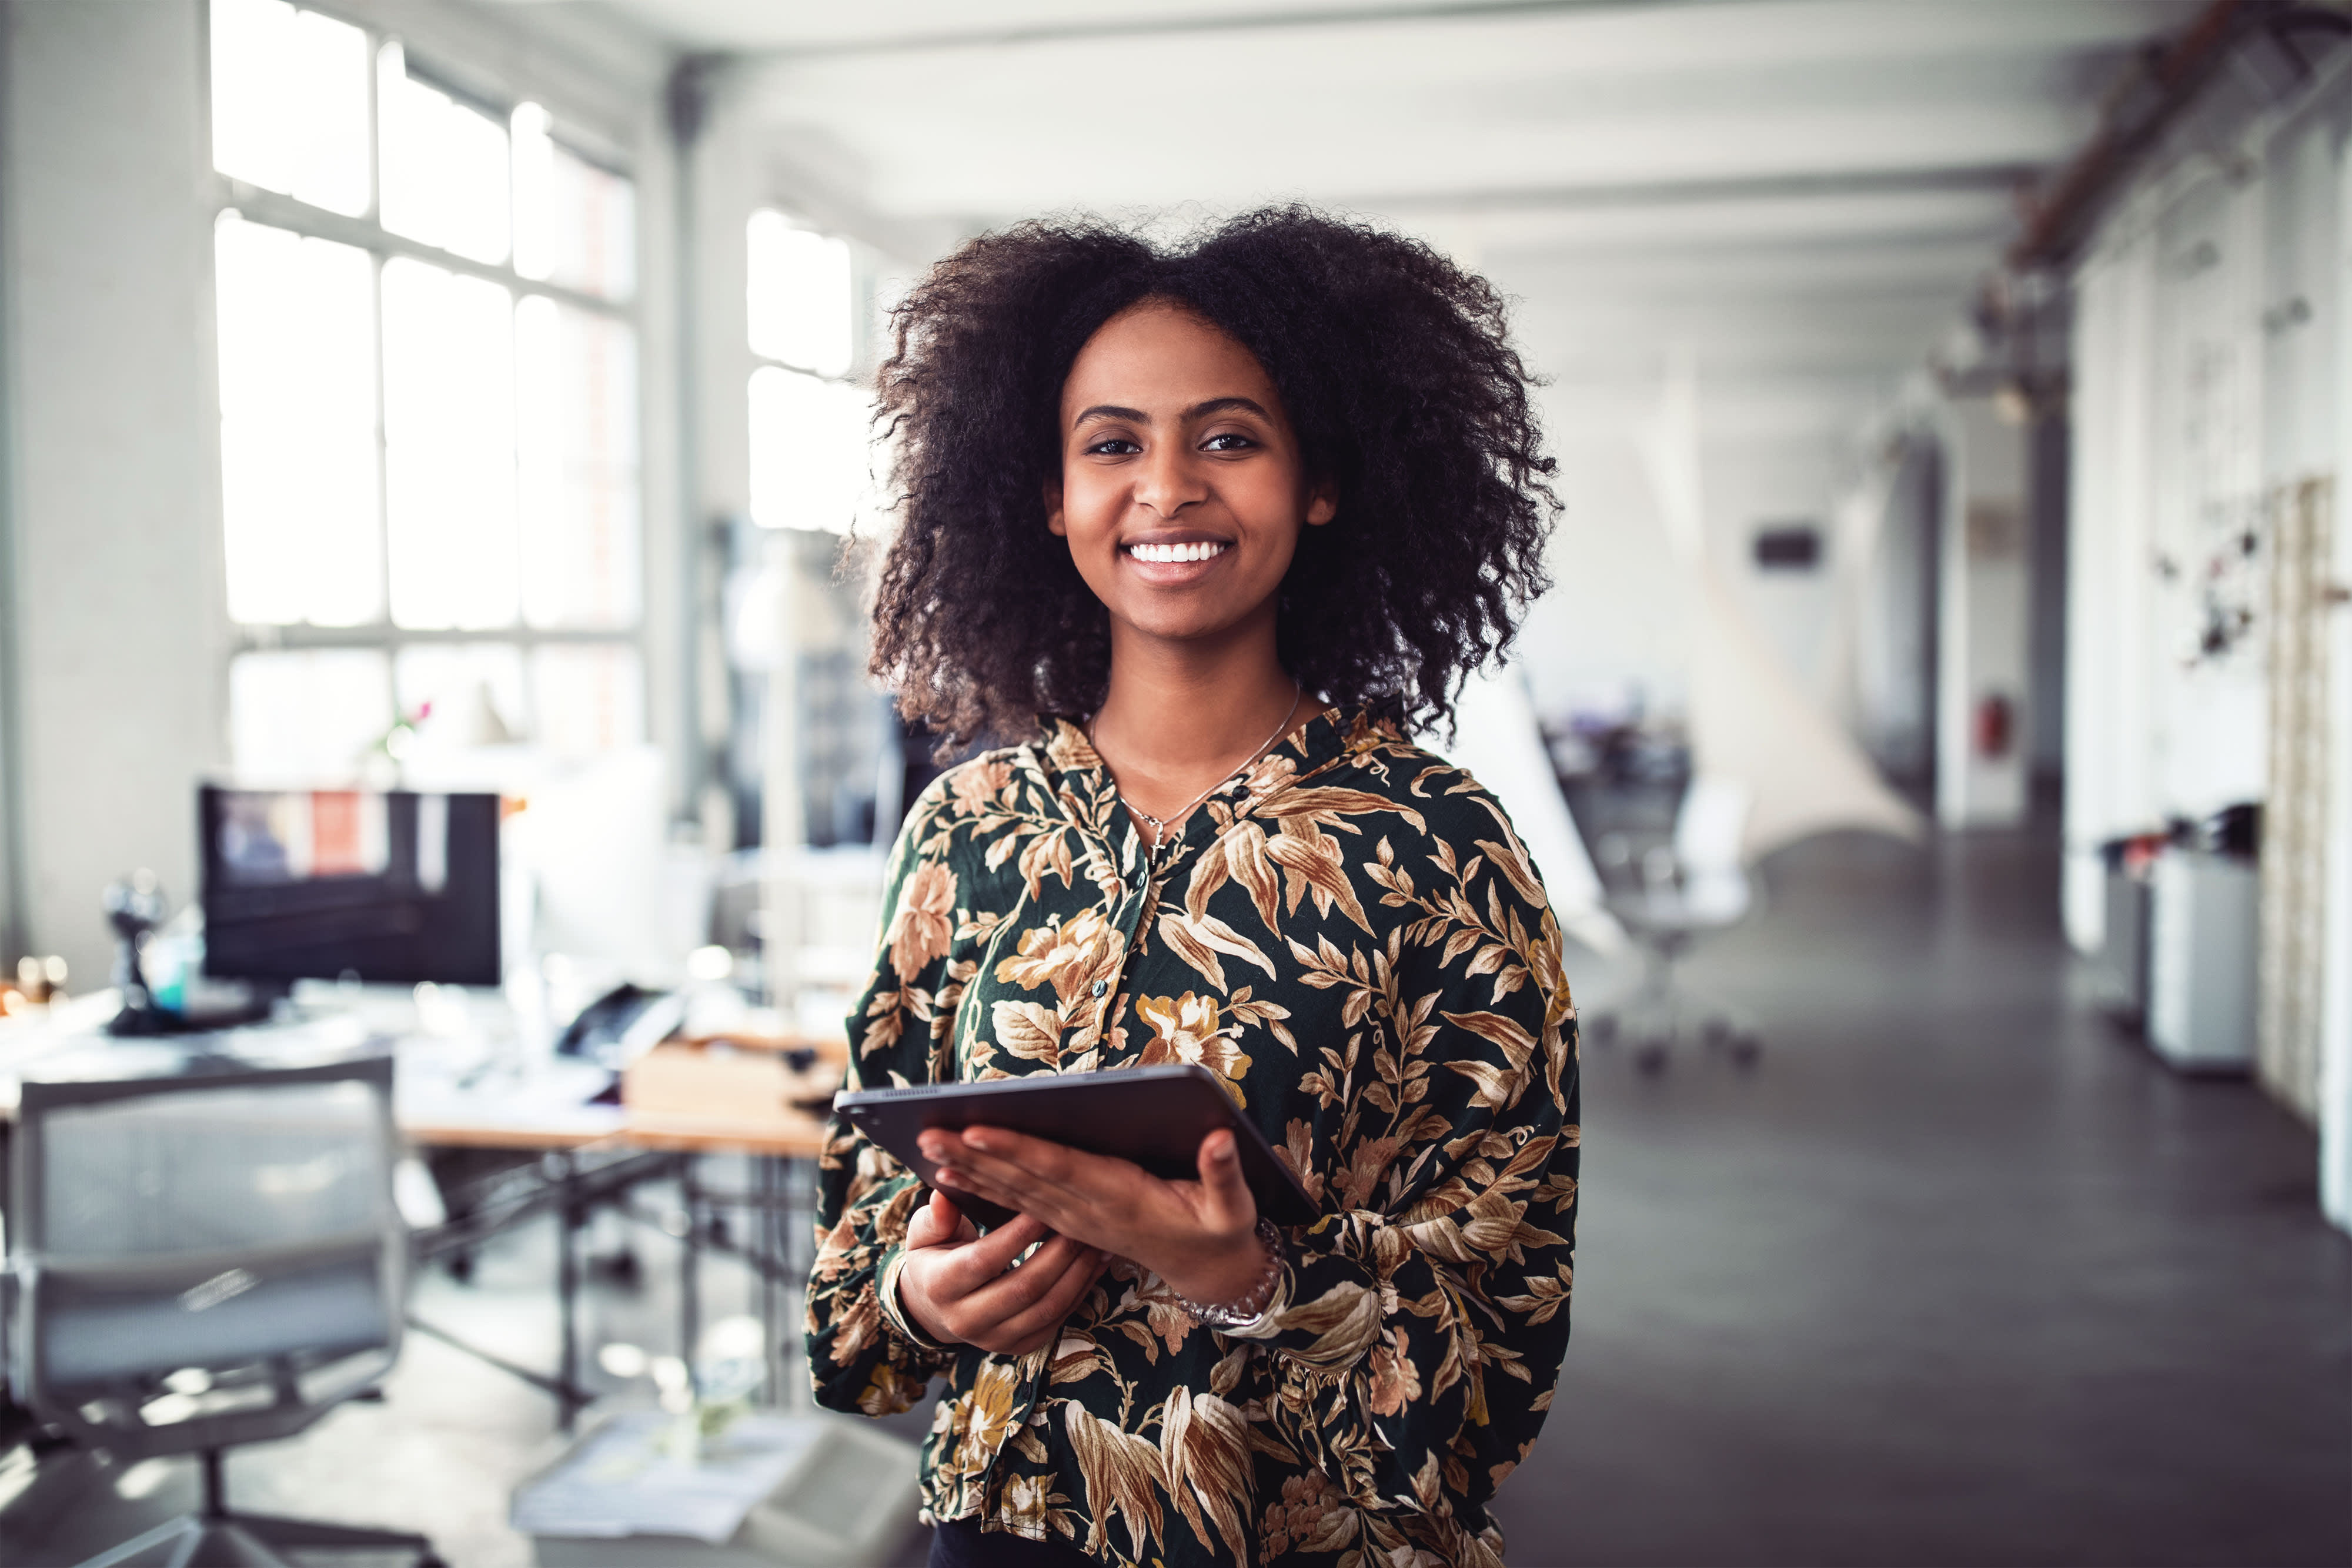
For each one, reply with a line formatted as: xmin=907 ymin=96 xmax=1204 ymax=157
xmin=1071 ymin=396 xmax=1274 ymax=427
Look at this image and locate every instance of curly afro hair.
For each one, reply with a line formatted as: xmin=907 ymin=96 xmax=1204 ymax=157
xmin=867 ymin=204 xmax=1557 ymax=749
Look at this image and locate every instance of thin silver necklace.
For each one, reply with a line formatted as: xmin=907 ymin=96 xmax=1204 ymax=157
xmin=1093 ymin=684 xmax=1302 ymax=850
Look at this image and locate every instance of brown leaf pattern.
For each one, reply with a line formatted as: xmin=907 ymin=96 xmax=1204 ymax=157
xmin=806 ymin=706 xmax=1579 ymax=1565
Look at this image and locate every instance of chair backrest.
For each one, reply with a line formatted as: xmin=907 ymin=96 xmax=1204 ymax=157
xmin=8 ymin=1054 xmax=405 ymax=1460
xmin=1673 ymin=776 xmax=1752 ymax=875
xmin=1673 ymin=776 xmax=1753 ymax=925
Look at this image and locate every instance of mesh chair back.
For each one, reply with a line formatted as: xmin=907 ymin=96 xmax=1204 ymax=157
xmin=9 ymin=1057 xmax=406 ymax=1459
xmin=35 ymin=1081 xmax=383 ymax=1259
xmin=1673 ymin=777 xmax=1753 ymax=926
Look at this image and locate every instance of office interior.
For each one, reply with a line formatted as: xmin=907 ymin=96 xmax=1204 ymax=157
xmin=0 ymin=1 xmax=2345 ymax=1564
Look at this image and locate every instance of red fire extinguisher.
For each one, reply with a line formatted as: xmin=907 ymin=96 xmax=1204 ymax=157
xmin=1973 ymin=693 xmax=2014 ymax=760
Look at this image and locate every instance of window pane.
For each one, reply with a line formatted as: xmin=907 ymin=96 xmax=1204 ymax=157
xmin=395 ymin=643 xmax=526 ymax=744
xmin=531 ymin=644 xmax=644 ymax=755
xmin=215 ymin=213 xmax=381 ymax=626
xmin=377 ymin=43 xmax=510 ymax=266
xmin=382 ymin=257 xmax=518 ymax=629
xmin=211 ymin=0 xmax=370 ymax=218
xmin=747 ymin=211 xmax=853 ymax=377
xmin=229 ymin=649 xmax=393 ymax=781
xmin=518 ymin=296 xmax=640 ymax=628
xmin=512 ymin=103 xmax=636 ymax=303
xmin=749 ymin=366 xmax=874 ymax=533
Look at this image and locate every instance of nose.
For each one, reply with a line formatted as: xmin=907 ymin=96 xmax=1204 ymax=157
xmin=1132 ymin=439 xmax=1206 ymax=520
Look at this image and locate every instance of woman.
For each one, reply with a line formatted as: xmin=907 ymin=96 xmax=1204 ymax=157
xmin=806 ymin=207 xmax=1579 ymax=1568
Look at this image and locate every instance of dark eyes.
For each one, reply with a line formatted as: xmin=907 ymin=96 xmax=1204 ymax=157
xmin=1078 ymin=430 xmax=1258 ymax=456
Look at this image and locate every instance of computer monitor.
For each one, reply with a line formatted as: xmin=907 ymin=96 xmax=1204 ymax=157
xmin=199 ymin=786 xmax=502 ymax=987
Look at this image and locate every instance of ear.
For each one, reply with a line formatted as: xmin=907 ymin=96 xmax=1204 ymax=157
xmin=1045 ymin=479 xmax=1068 ymax=538
xmin=1304 ymin=479 xmax=1338 ymax=528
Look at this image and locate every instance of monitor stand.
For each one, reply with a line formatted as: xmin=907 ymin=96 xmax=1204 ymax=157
xmin=106 ymin=981 xmax=286 ymax=1037
xmin=103 ymin=873 xmax=296 ymax=1035
xmin=103 ymin=874 xmax=182 ymax=1036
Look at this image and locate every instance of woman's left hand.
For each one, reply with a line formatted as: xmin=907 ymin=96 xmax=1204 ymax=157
xmin=917 ymin=1125 xmax=1271 ymax=1312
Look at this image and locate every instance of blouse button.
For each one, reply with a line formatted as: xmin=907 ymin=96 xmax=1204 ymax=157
xmin=1090 ymin=979 xmax=1108 ymax=998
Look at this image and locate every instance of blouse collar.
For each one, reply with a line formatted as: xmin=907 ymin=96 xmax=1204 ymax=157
xmin=1035 ymin=701 xmax=1400 ymax=854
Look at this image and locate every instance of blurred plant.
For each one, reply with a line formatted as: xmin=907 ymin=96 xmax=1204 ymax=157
xmin=594 ymin=1312 xmax=769 ymax=1460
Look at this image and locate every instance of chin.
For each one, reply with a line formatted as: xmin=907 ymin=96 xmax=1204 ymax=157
xmin=1121 ymin=611 xmax=1233 ymax=644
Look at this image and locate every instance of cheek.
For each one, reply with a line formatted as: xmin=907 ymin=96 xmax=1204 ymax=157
xmin=1057 ymin=467 xmax=1124 ymax=545
xmin=1234 ymin=472 xmax=1309 ymax=558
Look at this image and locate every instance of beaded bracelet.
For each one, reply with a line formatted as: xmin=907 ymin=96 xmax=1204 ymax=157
xmin=1174 ymin=1216 xmax=1284 ymax=1329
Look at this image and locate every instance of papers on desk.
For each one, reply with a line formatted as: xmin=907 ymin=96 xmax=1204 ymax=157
xmin=512 ymin=1411 xmax=823 ymax=1543
xmin=395 ymin=1052 xmax=621 ymax=1142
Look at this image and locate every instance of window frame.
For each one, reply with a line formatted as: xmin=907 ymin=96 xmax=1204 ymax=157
xmin=204 ymin=1 xmax=650 ymax=745
xmin=744 ymin=206 xmax=881 ymax=535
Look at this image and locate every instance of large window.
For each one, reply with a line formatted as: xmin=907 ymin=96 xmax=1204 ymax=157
xmin=745 ymin=209 xmax=872 ymax=535
xmin=739 ymin=211 xmax=890 ymax=847
xmin=209 ymin=0 xmax=642 ymax=780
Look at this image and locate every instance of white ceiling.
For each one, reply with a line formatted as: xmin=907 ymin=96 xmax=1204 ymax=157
xmin=495 ymin=0 xmax=2203 ymax=427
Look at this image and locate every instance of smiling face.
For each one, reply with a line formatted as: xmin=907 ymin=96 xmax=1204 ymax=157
xmin=1047 ymin=300 xmax=1335 ymax=650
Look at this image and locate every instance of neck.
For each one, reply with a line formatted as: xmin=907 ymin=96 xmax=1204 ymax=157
xmin=1088 ymin=608 xmax=1305 ymax=818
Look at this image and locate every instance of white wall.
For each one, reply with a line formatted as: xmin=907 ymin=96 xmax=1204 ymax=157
xmin=1936 ymin=398 xmax=2031 ymax=830
xmin=2321 ymin=101 xmax=2352 ymax=1233
xmin=2063 ymin=225 xmax=2161 ymax=951
xmin=2063 ymin=164 xmax=2271 ymax=937
xmin=1510 ymin=369 xmax=1910 ymax=745
xmin=2064 ymin=61 xmax=2352 ymax=1232
xmin=1 ymin=2 xmax=225 ymax=985
xmin=1706 ymin=433 xmax=1846 ymax=713
xmin=1515 ymin=420 xmax=1693 ymax=725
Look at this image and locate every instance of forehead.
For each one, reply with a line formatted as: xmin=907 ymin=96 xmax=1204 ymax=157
xmin=1060 ymin=302 xmax=1279 ymax=418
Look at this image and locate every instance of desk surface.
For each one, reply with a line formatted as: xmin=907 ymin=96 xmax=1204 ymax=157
xmin=0 ymin=991 xmax=837 ymax=1160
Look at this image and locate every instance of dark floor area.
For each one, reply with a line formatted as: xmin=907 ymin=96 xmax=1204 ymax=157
xmin=1497 ymin=826 xmax=2352 ymax=1568
xmin=5 ymin=825 xmax=2346 ymax=1567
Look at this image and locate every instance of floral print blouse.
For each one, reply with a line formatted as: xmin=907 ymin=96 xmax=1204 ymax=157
xmin=806 ymin=705 xmax=1580 ymax=1567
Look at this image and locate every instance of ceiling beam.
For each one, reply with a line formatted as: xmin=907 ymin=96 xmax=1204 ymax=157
xmin=750 ymin=0 xmax=1760 ymax=62
xmin=1363 ymin=161 xmax=2039 ymax=214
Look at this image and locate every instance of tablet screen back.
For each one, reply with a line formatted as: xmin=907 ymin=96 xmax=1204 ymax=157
xmin=836 ymin=1064 xmax=1316 ymax=1229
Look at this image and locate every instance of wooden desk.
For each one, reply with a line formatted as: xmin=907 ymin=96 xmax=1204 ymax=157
xmin=617 ymin=1036 xmax=843 ymax=1157
xmin=397 ymin=1031 xmax=845 ymax=1156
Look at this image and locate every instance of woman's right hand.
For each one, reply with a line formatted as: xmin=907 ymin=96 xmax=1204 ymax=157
xmin=896 ymin=1188 xmax=1107 ymax=1355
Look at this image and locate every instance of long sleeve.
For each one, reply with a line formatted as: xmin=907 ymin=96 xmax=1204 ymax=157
xmin=1229 ymin=825 xmax=1580 ymax=1560
xmin=805 ymin=781 xmax=965 ymax=1417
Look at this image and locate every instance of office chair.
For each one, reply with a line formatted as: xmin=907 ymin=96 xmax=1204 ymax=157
xmin=7 ymin=1054 xmax=442 ymax=1567
xmin=1589 ymin=775 xmax=1764 ymax=1074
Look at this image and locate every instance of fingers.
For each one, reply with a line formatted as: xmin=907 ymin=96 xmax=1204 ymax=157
xmin=1195 ymin=1129 xmax=1258 ymax=1232
xmin=981 ymin=1244 xmax=1110 ymax=1353
xmin=933 ymin=1164 xmax=1049 ymax=1230
xmin=930 ymin=1212 xmax=1050 ymax=1297
xmin=961 ymin=1232 xmax=1092 ymax=1318
xmin=928 ymin=1126 xmax=1098 ymax=1206
xmin=928 ymin=1232 xmax=1095 ymax=1349
xmin=903 ymin=1186 xmax=963 ymax=1251
xmin=929 ymin=1126 xmax=1156 ymax=1239
xmin=963 ymin=1237 xmax=1106 ymax=1353
xmin=901 ymin=1215 xmax=1061 ymax=1346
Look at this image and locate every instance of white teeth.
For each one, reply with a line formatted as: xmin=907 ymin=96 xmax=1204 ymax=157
xmin=1131 ymin=541 xmax=1227 ymax=563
